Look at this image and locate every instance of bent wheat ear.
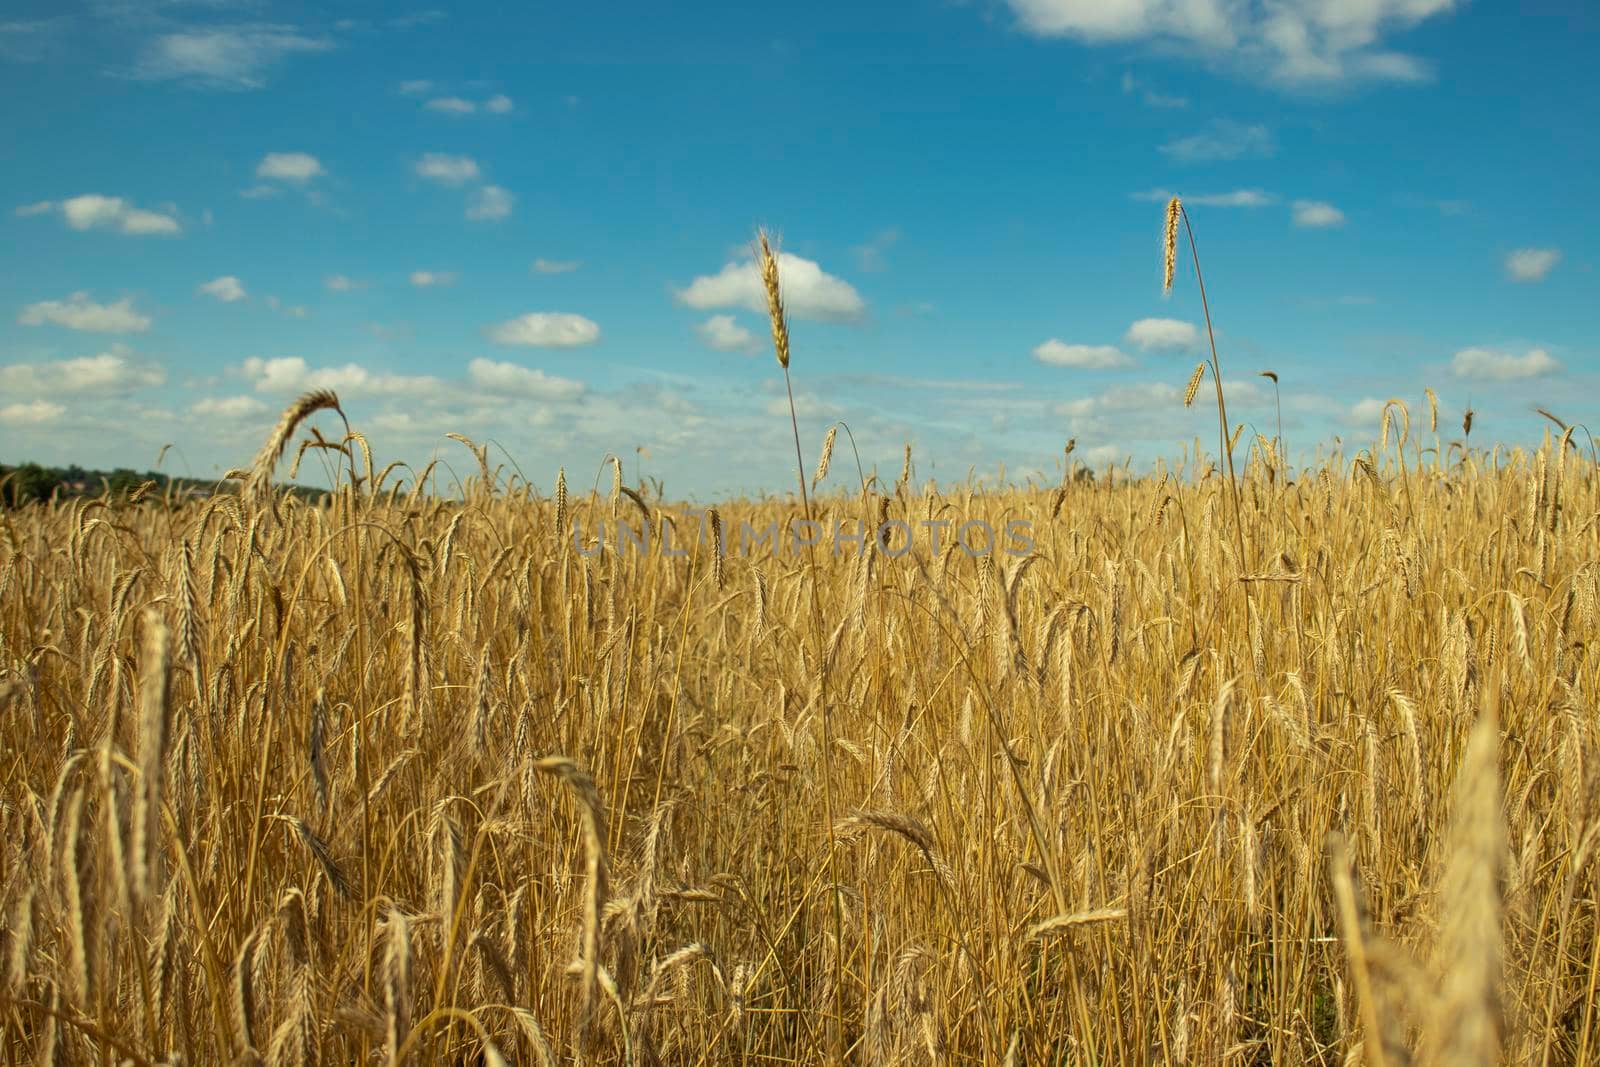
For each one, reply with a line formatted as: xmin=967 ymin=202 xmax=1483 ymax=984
xmin=1184 ymin=363 xmax=1207 ymax=408
xmin=249 ymin=390 xmax=342 ymax=509
xmin=1163 ymin=196 xmax=1183 ymax=292
xmin=814 ymin=425 xmax=837 ymax=489
xmin=757 ymin=230 xmax=790 ymax=370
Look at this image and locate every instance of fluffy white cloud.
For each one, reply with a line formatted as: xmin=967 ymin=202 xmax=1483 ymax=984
xmin=18 ymin=195 xmax=181 ymax=235
xmin=1033 ymin=340 xmax=1132 ymax=368
xmin=240 ymin=356 xmax=443 ymax=395
xmin=18 ymin=292 xmax=151 ymax=333
xmin=133 ymin=25 xmax=333 ymax=89
xmin=324 ymin=275 xmax=367 ymax=292
xmin=485 ymin=94 xmax=513 ymax=114
xmin=466 ymin=185 xmax=514 ymax=221
xmin=414 ymin=153 xmax=480 ymax=185
xmin=1124 ymin=317 xmax=1199 ymax=350
xmin=1160 ymin=121 xmax=1273 ymax=162
xmin=696 ymin=314 xmax=760 ymax=353
xmin=1005 ymin=0 xmax=1454 ymax=84
xmin=1292 ymin=200 xmax=1345 ymax=227
xmin=0 ymin=345 xmax=164 ymax=394
xmin=533 ymin=258 xmax=580 ymax=274
xmin=677 ymin=252 xmax=866 ymax=323
xmin=1451 ymin=347 xmax=1561 ymax=381
xmin=409 ymin=270 xmax=457 ymax=287
xmin=193 ymin=395 xmax=269 ymax=418
xmin=465 ymin=359 xmax=585 ymax=400
xmin=484 ymin=312 xmax=600 ymax=347
xmin=398 ymin=79 xmax=433 ymax=95
xmin=1133 ymin=188 xmax=1275 ymax=207
xmin=256 ymin=152 xmax=324 ymax=182
xmin=198 ymin=275 xmax=247 ymax=303
xmin=0 ymin=400 xmax=64 ymax=425
xmin=1505 ymin=248 xmax=1560 ymax=283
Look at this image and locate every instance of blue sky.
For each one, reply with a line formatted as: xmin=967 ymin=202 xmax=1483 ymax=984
xmin=1 ymin=0 xmax=1594 ymax=498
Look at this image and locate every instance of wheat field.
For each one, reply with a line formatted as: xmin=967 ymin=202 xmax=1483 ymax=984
xmin=2 ymin=223 xmax=1598 ymax=1065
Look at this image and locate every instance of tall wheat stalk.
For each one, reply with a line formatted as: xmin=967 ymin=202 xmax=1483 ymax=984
xmin=758 ymin=227 xmax=847 ymax=1062
xmin=1166 ymin=197 xmax=1247 ymax=568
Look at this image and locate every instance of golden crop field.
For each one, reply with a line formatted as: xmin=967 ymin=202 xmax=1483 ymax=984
xmin=2 ymin=223 xmax=1597 ymax=1065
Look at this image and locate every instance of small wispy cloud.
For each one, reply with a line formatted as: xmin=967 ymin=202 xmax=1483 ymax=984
xmin=1504 ymin=248 xmax=1560 ymax=283
xmin=466 ymin=185 xmax=513 ymax=221
xmin=1159 ymin=121 xmax=1273 ymax=163
xmin=409 ymin=270 xmax=457 ymax=287
xmin=1132 ymin=188 xmax=1276 ymax=208
xmin=198 ymin=275 xmax=247 ymax=303
xmin=532 ymin=258 xmax=580 ymax=275
xmin=414 ymin=153 xmax=480 ymax=185
xmin=17 ymin=195 xmax=180 ymax=236
xmin=1120 ymin=71 xmax=1187 ymax=108
xmin=1292 ymin=200 xmax=1345 ymax=228
xmin=484 ymin=312 xmax=600 ymax=347
xmin=18 ymin=292 xmax=152 ymax=333
xmin=131 ymin=24 xmax=333 ymax=90
xmin=1452 ymin=346 xmax=1561 ymax=380
xmin=256 ymin=152 xmax=324 ymax=182
xmin=1124 ymin=318 xmax=1198 ymax=350
xmin=1032 ymin=340 xmax=1132 ymax=368
xmin=695 ymin=314 xmax=760 ymax=354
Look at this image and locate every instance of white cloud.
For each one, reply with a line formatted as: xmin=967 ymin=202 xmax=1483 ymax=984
xmin=265 ymin=296 xmax=308 ymax=318
xmin=0 ymin=400 xmax=64 ymax=425
xmin=240 ymin=356 xmax=443 ymax=396
xmin=133 ymin=25 xmax=333 ymax=90
xmin=533 ymin=258 xmax=580 ymax=274
xmin=696 ymin=314 xmax=760 ymax=353
xmin=1120 ymin=70 xmax=1188 ymax=108
xmin=1033 ymin=340 xmax=1132 ymax=368
xmin=764 ymin=394 xmax=842 ymax=418
xmin=414 ymin=153 xmax=480 ymax=185
xmin=466 ymin=185 xmax=514 ymax=221
xmin=677 ymin=252 xmax=866 ymax=323
xmin=409 ymin=270 xmax=457 ymax=287
xmin=465 ymin=359 xmax=585 ymax=400
xmin=1124 ymin=317 xmax=1199 ymax=350
xmin=1349 ymin=397 xmax=1387 ymax=422
xmin=1084 ymin=444 xmax=1128 ymax=465
xmin=256 ymin=152 xmax=324 ymax=182
xmin=484 ymin=312 xmax=600 ymax=347
xmin=1005 ymin=0 xmax=1454 ymax=85
xmin=1160 ymin=121 xmax=1273 ymax=162
xmin=1505 ymin=248 xmax=1560 ymax=283
xmin=193 ymin=395 xmax=269 ymax=418
xmin=19 ymin=195 xmax=181 ymax=236
xmin=324 ymin=275 xmax=367 ymax=292
xmin=18 ymin=292 xmax=151 ymax=333
xmin=854 ymin=228 xmax=901 ymax=272
xmin=1451 ymin=347 xmax=1561 ymax=381
xmin=198 ymin=275 xmax=247 ymax=303
xmin=1292 ymin=200 xmax=1345 ymax=227
xmin=0 ymin=344 xmax=164 ymax=394
xmin=421 ymin=92 xmax=513 ymax=116
xmin=398 ymin=79 xmax=433 ymax=95
xmin=1133 ymin=188 xmax=1275 ymax=207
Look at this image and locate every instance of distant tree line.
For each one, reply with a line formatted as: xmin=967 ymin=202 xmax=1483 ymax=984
xmin=0 ymin=462 xmax=322 ymax=507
